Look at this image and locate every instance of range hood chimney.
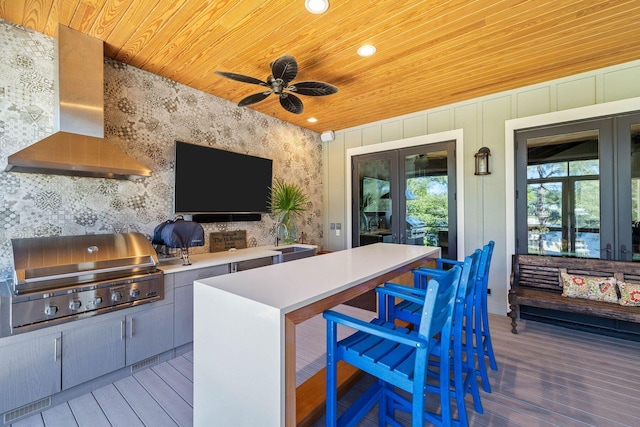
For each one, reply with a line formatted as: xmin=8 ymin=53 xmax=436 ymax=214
xmin=5 ymin=25 xmax=151 ymax=180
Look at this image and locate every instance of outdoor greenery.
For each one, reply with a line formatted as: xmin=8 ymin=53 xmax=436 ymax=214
xmin=406 ymin=176 xmax=448 ymax=246
xmin=526 ymin=160 xmax=600 ymax=256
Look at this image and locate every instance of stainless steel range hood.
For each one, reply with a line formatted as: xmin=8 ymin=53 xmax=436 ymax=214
xmin=5 ymin=25 xmax=151 ymax=180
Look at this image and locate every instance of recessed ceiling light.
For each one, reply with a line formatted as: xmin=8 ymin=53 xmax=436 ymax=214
xmin=305 ymin=0 xmax=329 ymax=14
xmin=307 ymin=117 xmax=318 ymax=123
xmin=358 ymin=45 xmax=376 ymax=57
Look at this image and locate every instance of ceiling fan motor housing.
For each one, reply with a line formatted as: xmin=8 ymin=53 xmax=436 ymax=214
xmin=268 ymin=76 xmax=285 ymax=94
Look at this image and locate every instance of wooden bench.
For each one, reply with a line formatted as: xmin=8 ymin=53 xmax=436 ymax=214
xmin=508 ymin=254 xmax=640 ymax=336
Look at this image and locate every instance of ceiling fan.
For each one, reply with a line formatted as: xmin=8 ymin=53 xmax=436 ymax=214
xmin=215 ymin=55 xmax=338 ymax=114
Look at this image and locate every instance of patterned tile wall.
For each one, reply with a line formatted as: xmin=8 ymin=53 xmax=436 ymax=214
xmin=0 ymin=20 xmax=323 ymax=278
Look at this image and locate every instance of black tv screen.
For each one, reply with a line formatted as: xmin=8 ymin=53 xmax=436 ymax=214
xmin=174 ymin=141 xmax=273 ymax=215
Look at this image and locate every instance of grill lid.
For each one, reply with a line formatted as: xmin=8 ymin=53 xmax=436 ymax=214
xmin=11 ymin=232 xmax=159 ymax=289
xmin=406 ymin=217 xmax=426 ymax=228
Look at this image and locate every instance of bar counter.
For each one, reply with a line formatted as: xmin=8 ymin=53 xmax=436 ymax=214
xmin=193 ymin=243 xmax=440 ymax=426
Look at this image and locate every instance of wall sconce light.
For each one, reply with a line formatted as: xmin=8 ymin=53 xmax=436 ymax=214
xmin=474 ymin=147 xmax=491 ymax=175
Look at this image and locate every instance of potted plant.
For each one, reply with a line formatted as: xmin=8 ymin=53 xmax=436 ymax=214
xmin=268 ymin=179 xmax=309 ymax=244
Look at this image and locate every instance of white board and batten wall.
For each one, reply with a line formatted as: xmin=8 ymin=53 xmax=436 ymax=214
xmin=322 ymin=59 xmax=640 ymax=316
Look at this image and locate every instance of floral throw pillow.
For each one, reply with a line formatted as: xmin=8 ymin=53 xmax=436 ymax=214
xmin=618 ymin=281 xmax=640 ymax=306
xmin=561 ymin=273 xmax=619 ymax=303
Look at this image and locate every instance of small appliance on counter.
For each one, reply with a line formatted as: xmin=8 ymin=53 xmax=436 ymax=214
xmin=152 ymin=216 xmax=205 ymax=265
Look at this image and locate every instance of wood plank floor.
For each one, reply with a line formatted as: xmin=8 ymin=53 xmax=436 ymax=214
xmin=10 ymin=312 xmax=640 ymax=427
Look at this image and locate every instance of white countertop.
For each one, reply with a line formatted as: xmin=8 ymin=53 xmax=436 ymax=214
xmin=156 ymin=243 xmax=317 ymax=273
xmin=195 ymin=243 xmax=440 ymax=314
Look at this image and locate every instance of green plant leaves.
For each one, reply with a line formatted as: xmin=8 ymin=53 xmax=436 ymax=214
xmin=268 ymin=179 xmax=309 ymax=217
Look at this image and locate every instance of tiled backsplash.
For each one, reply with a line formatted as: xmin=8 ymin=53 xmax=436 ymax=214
xmin=0 ymin=20 xmax=323 ymax=277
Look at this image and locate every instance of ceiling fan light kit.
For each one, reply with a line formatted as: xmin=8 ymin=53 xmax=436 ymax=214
xmin=215 ymin=55 xmax=338 ymax=115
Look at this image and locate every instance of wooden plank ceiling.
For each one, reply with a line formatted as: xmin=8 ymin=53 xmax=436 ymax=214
xmin=2 ymin=0 xmax=640 ymax=132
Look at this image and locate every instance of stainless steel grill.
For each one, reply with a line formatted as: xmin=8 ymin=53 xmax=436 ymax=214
xmin=5 ymin=232 xmax=163 ymax=336
xmin=406 ymin=217 xmax=426 ymax=240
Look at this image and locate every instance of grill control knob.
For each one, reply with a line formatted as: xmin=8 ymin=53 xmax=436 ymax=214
xmin=92 ymin=296 xmax=103 ymax=306
xmin=130 ymin=289 xmax=140 ymax=298
xmin=44 ymin=305 xmax=58 ymax=316
xmin=111 ymin=292 xmax=122 ymax=302
xmin=69 ymin=300 xmax=81 ymax=311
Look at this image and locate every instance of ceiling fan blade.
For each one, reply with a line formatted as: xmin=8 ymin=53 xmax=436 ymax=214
xmin=279 ymin=93 xmax=303 ymax=114
xmin=215 ymin=71 xmax=268 ymax=87
xmin=289 ymin=81 xmax=339 ymax=96
xmin=238 ymin=91 xmax=271 ymax=107
xmin=271 ymin=55 xmax=298 ymax=85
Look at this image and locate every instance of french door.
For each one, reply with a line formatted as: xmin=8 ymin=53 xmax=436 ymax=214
xmin=351 ymin=141 xmax=457 ymax=259
xmin=617 ymin=113 xmax=640 ymax=261
xmin=515 ymin=112 xmax=640 ymax=261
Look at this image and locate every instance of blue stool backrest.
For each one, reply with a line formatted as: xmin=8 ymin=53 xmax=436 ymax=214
xmin=417 ymin=265 xmax=460 ymax=346
xmin=476 ymin=241 xmax=494 ymax=286
xmin=453 ymin=250 xmax=481 ymax=327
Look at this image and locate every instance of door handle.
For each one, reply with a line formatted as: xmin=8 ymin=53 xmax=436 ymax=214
xmin=54 ymin=337 xmax=61 ymax=362
xmin=600 ymin=243 xmax=612 ymax=259
xmin=621 ymin=245 xmax=631 ymax=260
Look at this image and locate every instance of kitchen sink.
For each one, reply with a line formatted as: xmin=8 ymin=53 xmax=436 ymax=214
xmin=274 ymin=246 xmax=310 ymax=254
xmin=273 ymin=245 xmax=317 ymax=262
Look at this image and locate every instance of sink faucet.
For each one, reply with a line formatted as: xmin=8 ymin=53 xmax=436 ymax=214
xmin=275 ymin=222 xmax=288 ymax=246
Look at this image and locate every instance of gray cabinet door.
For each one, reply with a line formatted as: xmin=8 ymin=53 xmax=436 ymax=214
xmin=62 ymin=317 xmax=126 ymax=390
xmin=233 ymin=256 xmax=275 ymax=271
xmin=126 ymin=304 xmax=174 ymax=365
xmin=171 ymin=263 xmax=230 ymax=347
xmin=0 ymin=333 xmax=62 ymax=414
xmin=173 ymin=264 xmax=230 ymax=288
xmin=174 ymin=283 xmax=194 ymax=347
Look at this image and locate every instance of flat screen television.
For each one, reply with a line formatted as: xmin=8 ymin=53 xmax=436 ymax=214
xmin=174 ymin=141 xmax=273 ymax=220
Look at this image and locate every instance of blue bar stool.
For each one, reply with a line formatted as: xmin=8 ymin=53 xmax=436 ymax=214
xmin=324 ymin=254 xmax=475 ymax=426
xmin=476 ymin=241 xmax=497 ymax=374
xmin=385 ymin=241 xmax=497 ymax=393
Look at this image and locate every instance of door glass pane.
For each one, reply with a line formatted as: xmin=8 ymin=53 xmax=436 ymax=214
xmin=570 ymin=159 xmax=599 ymax=176
xmin=527 ymin=162 xmax=568 ymax=179
xmin=357 ymin=158 xmax=392 ymax=246
xmin=631 ymin=124 xmax=640 ymax=260
xmin=527 ymin=182 xmax=562 ymax=255
xmin=574 ymin=179 xmax=600 ymax=258
xmin=525 ymin=130 xmax=600 ymax=257
xmin=404 ymin=151 xmax=448 ymax=254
